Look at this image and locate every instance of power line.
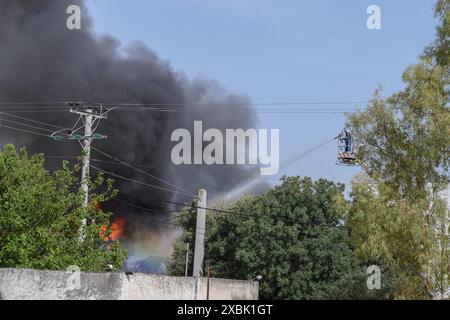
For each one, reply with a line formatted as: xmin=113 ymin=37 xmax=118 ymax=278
xmin=91 ymin=146 xmax=196 ymax=197
xmin=89 ymin=164 xmax=196 ymax=198
xmin=99 ymin=101 xmax=370 ymax=107
xmin=0 ymin=118 xmax=59 ymax=134
xmin=0 ymin=124 xmax=51 ymax=138
xmin=112 ymin=106 xmax=365 ymax=110
xmin=45 ymin=156 xmax=163 ymax=169
xmin=0 ymin=107 xmax=366 ymax=115
xmin=0 ymin=100 xmax=370 ymax=114
xmin=0 ymin=110 xmax=71 ymax=113
xmin=109 ymin=105 xmax=365 ymax=111
xmin=163 ymin=210 xmax=196 ymax=223
xmin=113 ymin=197 xmax=191 ymax=214
xmin=46 ymin=155 xmax=289 ymax=176
xmin=166 ymin=201 xmax=342 ymax=229
xmin=0 ymin=104 xmax=365 ymax=110
xmin=0 ymin=102 xmax=67 ymax=106
xmin=0 ymin=112 xmax=67 ymax=130
xmin=0 ymin=109 xmax=363 ymax=115
xmin=159 ymin=195 xmax=306 ymax=225
xmin=113 ymin=108 xmax=363 ymax=114
xmin=0 ymin=100 xmax=370 ymax=106
xmin=106 ymin=100 xmax=371 ymax=107
xmin=91 ymin=159 xmax=162 ymax=169
xmin=0 ymin=106 xmax=70 ymax=110
xmin=0 ymin=105 xmax=363 ymax=110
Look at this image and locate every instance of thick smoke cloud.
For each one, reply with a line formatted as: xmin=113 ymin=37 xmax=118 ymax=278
xmin=0 ymin=0 xmax=267 ymax=264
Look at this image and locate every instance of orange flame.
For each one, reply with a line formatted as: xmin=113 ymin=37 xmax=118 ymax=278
xmin=100 ymin=217 xmax=125 ymax=242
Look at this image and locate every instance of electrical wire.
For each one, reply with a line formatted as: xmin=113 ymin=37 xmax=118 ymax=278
xmin=0 ymin=100 xmax=370 ymax=107
xmin=45 ymin=156 xmax=163 ymax=169
xmin=0 ymin=124 xmax=51 ymax=138
xmin=0 ymin=118 xmax=57 ymax=133
xmin=114 ymin=109 xmax=362 ymax=114
xmin=187 ymin=205 xmax=342 ymax=230
xmin=113 ymin=197 xmax=191 ymax=214
xmin=0 ymin=107 xmax=365 ymax=115
xmin=67 ymin=115 xmax=86 ymax=135
xmin=0 ymin=112 xmax=67 ymax=129
xmin=96 ymin=101 xmax=370 ymax=107
xmin=89 ymin=164 xmax=195 ymax=198
xmin=0 ymin=110 xmax=71 ymax=113
xmin=0 ymin=109 xmax=363 ymax=114
xmin=91 ymin=146 xmax=196 ymax=197
xmin=0 ymin=100 xmax=370 ymax=115
xmin=165 ymin=201 xmax=339 ymax=228
xmin=0 ymin=113 xmax=83 ymax=139
xmin=0 ymin=101 xmax=67 ymax=105
xmin=162 ymin=210 xmax=196 ymax=223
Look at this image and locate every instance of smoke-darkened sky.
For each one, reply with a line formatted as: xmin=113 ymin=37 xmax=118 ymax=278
xmin=0 ymin=0 xmax=268 ymax=263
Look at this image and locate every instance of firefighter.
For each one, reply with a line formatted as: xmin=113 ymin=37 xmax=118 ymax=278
xmin=342 ymin=129 xmax=352 ymax=153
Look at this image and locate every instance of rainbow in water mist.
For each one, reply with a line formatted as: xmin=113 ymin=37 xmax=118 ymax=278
xmin=119 ymin=221 xmax=180 ymax=274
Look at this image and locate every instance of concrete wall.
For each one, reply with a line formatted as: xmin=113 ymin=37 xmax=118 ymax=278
xmin=197 ymin=278 xmax=258 ymax=300
xmin=0 ymin=268 xmax=258 ymax=300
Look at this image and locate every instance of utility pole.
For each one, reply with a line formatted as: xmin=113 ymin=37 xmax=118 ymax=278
xmin=206 ymin=265 xmax=211 ymax=300
xmin=185 ymin=242 xmax=189 ymax=277
xmin=80 ymin=108 xmax=93 ymax=208
xmin=193 ymin=188 xmax=207 ymax=277
xmin=63 ymin=103 xmax=109 ymax=239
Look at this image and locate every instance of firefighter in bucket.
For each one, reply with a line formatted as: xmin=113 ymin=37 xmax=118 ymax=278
xmin=336 ymin=128 xmax=357 ymax=165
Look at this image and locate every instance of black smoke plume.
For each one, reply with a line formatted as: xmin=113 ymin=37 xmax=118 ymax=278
xmin=0 ymin=0 xmax=267 ymax=267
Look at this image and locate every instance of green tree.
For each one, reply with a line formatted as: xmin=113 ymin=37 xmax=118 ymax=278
xmin=424 ymin=0 xmax=449 ymax=68
xmin=0 ymin=144 xmax=127 ymax=271
xmin=346 ymin=0 xmax=449 ymax=299
xmin=170 ymin=176 xmax=390 ymax=299
xmin=167 ymin=204 xmax=196 ymax=276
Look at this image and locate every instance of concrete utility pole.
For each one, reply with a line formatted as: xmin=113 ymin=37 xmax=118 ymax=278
xmin=68 ymin=103 xmax=109 ymax=239
xmin=80 ymin=108 xmax=93 ymax=208
xmin=185 ymin=242 xmax=189 ymax=277
xmin=193 ymin=188 xmax=207 ymax=277
xmin=206 ymin=265 xmax=211 ymax=300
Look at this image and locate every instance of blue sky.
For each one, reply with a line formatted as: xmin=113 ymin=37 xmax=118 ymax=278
xmin=86 ymin=0 xmax=438 ymax=188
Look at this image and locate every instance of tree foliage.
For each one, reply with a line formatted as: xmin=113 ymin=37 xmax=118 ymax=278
xmin=170 ymin=0 xmax=449 ymax=300
xmin=170 ymin=176 xmax=392 ymax=299
xmin=0 ymin=144 xmax=127 ymax=271
xmin=424 ymin=0 xmax=449 ymax=68
xmin=167 ymin=204 xmax=197 ymax=276
xmin=347 ymin=0 xmax=449 ymax=299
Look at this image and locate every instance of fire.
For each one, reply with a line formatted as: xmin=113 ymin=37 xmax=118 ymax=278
xmin=100 ymin=217 xmax=125 ymax=242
